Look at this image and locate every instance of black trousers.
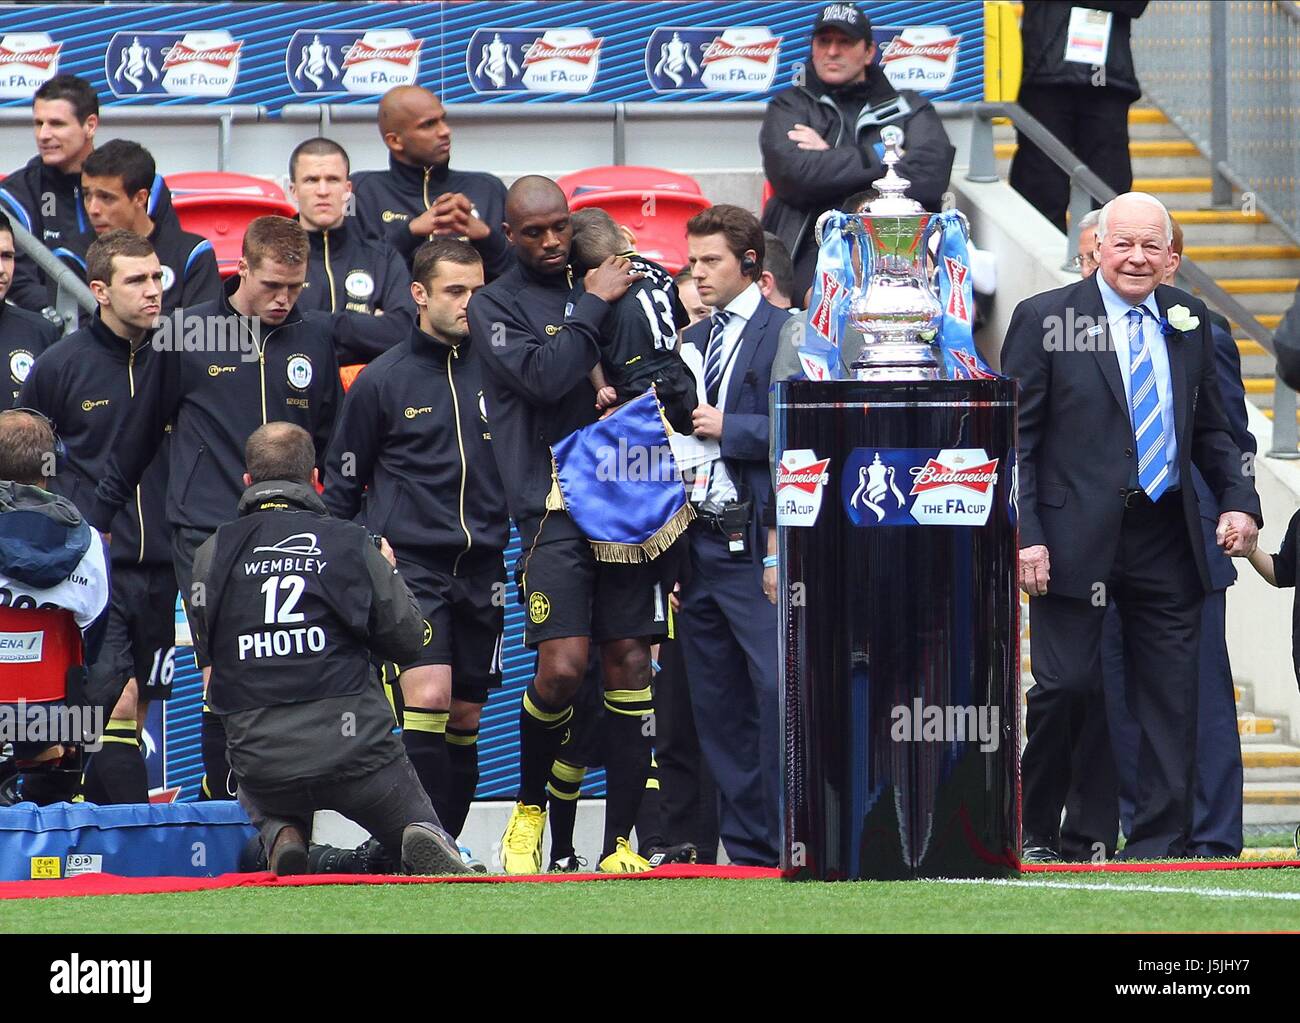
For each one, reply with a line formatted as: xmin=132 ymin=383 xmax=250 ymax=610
xmin=1009 ymin=85 xmax=1135 ymax=232
xmin=237 ymin=754 xmax=438 ymax=854
xmin=1063 ymin=589 xmax=1244 ymax=859
xmin=1022 ymin=493 xmax=1204 ymax=860
xmin=654 ymin=631 xmax=719 ymax=862
xmin=680 ymin=529 xmax=779 ymax=867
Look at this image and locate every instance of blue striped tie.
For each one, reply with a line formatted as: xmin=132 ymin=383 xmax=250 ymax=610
xmin=1128 ymin=308 xmax=1170 ymax=500
xmin=703 ymin=310 xmax=731 ymax=405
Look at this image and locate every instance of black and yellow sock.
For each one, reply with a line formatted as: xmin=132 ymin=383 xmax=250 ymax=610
xmin=600 ymin=686 xmax=654 ymax=859
xmin=445 ymin=725 xmax=479 ymax=837
xmin=634 ymin=753 xmax=664 ymax=853
xmin=518 ymin=683 xmax=573 ymax=807
xmin=82 ymin=716 xmax=148 ymax=805
xmin=546 ymin=759 xmax=586 ymax=861
xmin=402 ymin=706 xmax=450 ymax=823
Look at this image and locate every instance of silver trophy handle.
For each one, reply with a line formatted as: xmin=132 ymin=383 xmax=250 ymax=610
xmin=813 ymin=209 xmax=838 ymax=247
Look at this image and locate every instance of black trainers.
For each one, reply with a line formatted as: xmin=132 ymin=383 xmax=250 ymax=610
xmin=400 ymin=822 xmax=474 ymax=875
xmin=548 ymin=854 xmax=587 ymax=872
xmin=644 ymin=842 xmax=698 ymax=867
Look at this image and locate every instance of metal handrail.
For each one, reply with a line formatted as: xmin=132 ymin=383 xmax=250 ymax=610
xmin=7 ymin=220 xmax=96 ymax=333
xmin=960 ymin=100 xmax=1296 ymax=455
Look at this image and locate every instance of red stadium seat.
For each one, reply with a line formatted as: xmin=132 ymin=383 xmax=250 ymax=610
xmin=568 ymin=189 xmax=711 ymax=274
xmin=165 ymin=171 xmax=287 ymax=201
xmin=557 ymin=165 xmax=703 ymax=200
xmin=171 ymin=193 xmax=298 ymax=277
xmin=762 ymin=179 xmax=774 ymax=210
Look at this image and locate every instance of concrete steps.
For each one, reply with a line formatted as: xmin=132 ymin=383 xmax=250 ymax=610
xmin=1235 ymin=681 xmax=1300 ymax=825
xmin=994 ymin=102 xmax=1299 ymax=426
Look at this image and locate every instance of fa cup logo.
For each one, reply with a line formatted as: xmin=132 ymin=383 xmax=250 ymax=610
xmin=850 ymin=452 xmax=905 ymax=523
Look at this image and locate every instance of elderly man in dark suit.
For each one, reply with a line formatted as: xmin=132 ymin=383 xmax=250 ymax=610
xmin=1003 ymin=191 xmax=1261 ymax=861
xmin=1061 ymin=220 xmax=1255 ymax=860
xmin=679 ymin=204 xmax=784 ymax=867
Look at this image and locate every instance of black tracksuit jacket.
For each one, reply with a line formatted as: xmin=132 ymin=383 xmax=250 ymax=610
xmin=468 ymin=260 xmax=610 ymax=545
xmin=352 ymin=155 xmax=512 ymax=280
xmin=322 ymin=324 xmax=508 ymax=574
xmin=298 ymin=219 xmax=416 ymax=365
xmin=0 ymin=156 xmax=176 ymax=312
xmin=82 ymin=277 xmax=341 ymax=535
xmin=0 ymin=299 xmax=60 ymax=403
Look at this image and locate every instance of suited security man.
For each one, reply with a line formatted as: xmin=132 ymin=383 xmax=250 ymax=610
xmin=1003 ymin=191 xmax=1260 ymax=862
xmin=1061 ymin=220 xmax=1254 ymax=860
xmin=679 ymin=204 xmax=784 ymax=866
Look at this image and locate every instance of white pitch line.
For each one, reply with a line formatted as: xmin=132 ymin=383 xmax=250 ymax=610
xmin=926 ymin=877 xmax=1300 ymax=902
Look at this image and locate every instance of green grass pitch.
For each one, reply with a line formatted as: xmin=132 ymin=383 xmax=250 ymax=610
xmin=4 ymin=870 xmax=1300 ymax=932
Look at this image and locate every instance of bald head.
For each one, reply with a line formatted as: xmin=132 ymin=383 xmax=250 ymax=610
xmin=378 ymin=86 xmax=451 ymax=168
xmin=504 ymin=176 xmax=572 ymax=276
xmin=505 ymin=175 xmax=567 ymax=227
xmin=245 ymin=422 xmax=316 ymax=485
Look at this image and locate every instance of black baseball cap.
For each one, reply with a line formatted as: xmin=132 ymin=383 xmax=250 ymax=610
xmin=812 ymin=3 xmax=872 ymax=42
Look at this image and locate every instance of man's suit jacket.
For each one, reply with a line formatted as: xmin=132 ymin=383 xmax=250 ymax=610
xmin=1198 ymin=311 xmax=1257 ymax=591
xmin=1001 ymin=275 xmax=1261 ymax=600
xmin=682 ymin=295 xmax=783 ymax=552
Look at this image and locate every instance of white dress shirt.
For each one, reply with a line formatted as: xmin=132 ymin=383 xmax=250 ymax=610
xmin=703 ymin=281 xmax=761 ymax=505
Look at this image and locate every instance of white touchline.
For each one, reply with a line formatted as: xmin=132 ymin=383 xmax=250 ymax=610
xmin=926 ymin=878 xmax=1300 ymax=902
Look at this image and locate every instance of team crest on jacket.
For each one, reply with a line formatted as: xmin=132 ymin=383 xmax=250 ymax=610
xmin=160 ymin=265 xmax=176 ymax=292
xmin=344 ymin=270 xmax=374 ymax=299
xmin=286 ymin=354 xmax=313 ymax=390
xmin=8 ymin=350 xmax=33 ymax=384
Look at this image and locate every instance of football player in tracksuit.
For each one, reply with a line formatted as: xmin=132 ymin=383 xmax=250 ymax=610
xmin=0 ymin=213 xmax=61 ymax=404
xmin=324 ymin=237 xmax=507 ymax=862
xmin=0 ymin=73 xmax=179 ymax=317
xmin=470 ymin=175 xmax=674 ymax=874
xmin=79 ymin=139 xmax=222 ymax=316
xmin=352 ymin=86 xmax=511 ymax=280
xmin=288 ymin=137 xmax=416 ymax=367
xmin=20 ymin=230 xmax=173 ymax=804
xmin=80 ymin=216 xmax=341 ymax=801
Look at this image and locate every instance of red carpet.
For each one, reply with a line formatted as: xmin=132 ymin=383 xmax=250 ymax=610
xmin=0 ymin=863 xmax=781 ymax=900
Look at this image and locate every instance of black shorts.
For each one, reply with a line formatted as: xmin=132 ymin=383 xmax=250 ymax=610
xmin=515 ymin=518 xmax=682 ymax=648
xmin=87 ymin=563 xmax=178 ymax=709
xmin=396 ymin=557 xmax=505 ymax=704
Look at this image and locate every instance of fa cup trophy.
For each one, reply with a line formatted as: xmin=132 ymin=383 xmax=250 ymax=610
xmin=777 ymin=122 xmax=1019 ymax=881
xmin=814 ymin=124 xmax=960 ymax=381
